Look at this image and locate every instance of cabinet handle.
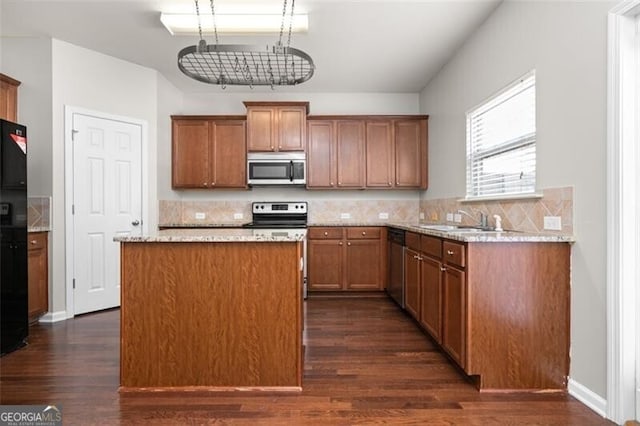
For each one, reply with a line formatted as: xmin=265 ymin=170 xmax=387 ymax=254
xmin=30 ymin=240 xmax=37 ymax=245
xmin=413 ymin=255 xmax=420 ymax=260
xmin=447 ymin=250 xmax=454 ymax=255
xmin=347 ymin=242 xmax=351 ymax=246
xmin=203 ymin=182 xmax=208 ymax=186
xmin=324 ymin=231 xmax=328 ymax=236
xmin=388 ymin=182 xmax=392 ymax=186
xmin=440 ymin=267 xmax=447 ymax=272
xmin=330 ymin=182 xmax=334 ymax=186
xmin=339 ymin=241 xmax=343 ymax=246
xmin=361 ymin=231 xmax=366 ymax=236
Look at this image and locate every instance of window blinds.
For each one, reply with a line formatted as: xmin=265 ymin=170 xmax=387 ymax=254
xmin=466 ymin=71 xmax=536 ymax=199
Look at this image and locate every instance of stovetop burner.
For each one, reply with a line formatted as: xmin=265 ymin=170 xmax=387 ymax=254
xmin=244 ymin=201 xmax=308 ymax=229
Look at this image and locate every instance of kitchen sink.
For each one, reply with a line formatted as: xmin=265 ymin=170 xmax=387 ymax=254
xmin=418 ymin=224 xmax=500 ymax=233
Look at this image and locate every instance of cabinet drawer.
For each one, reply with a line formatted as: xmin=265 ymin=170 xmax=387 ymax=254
xmin=346 ymin=227 xmax=380 ymax=240
xmin=406 ymin=232 xmax=421 ymax=251
xmin=421 ymin=235 xmax=442 ymax=259
xmin=28 ymin=232 xmax=47 ymax=250
xmin=443 ymin=241 xmax=465 ymax=268
xmin=308 ymin=227 xmax=344 ymax=240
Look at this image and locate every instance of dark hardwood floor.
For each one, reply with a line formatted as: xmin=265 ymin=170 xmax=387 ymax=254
xmin=1 ymin=296 xmax=612 ymax=425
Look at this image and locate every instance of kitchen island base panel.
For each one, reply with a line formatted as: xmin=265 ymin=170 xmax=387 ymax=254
xmin=120 ymin=241 xmax=302 ymax=389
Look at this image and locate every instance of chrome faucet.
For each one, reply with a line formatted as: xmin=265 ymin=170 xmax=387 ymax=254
xmin=457 ymin=209 xmax=489 ymax=228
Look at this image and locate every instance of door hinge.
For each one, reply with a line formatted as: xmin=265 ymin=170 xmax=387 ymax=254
xmin=72 ymin=204 xmax=75 ymax=215
xmin=72 ymin=278 xmax=76 ymax=289
xmin=71 ymin=129 xmax=79 ymax=141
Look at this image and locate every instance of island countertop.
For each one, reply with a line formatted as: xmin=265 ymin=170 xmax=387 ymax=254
xmin=115 ymin=228 xmax=306 ymax=243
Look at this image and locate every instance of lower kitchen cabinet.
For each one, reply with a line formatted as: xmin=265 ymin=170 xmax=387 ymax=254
xmin=28 ymin=232 xmax=48 ymax=323
xmin=398 ymin=231 xmax=570 ymax=391
xmin=308 ymin=226 xmax=386 ymax=292
xmin=403 ymin=246 xmax=421 ymax=319
xmin=441 ymin=264 xmax=465 ymax=368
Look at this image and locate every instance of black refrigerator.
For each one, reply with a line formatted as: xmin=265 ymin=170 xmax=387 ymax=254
xmin=0 ymin=118 xmax=28 ymax=356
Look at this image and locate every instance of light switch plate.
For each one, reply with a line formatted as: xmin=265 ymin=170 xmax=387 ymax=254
xmin=195 ymin=212 xmax=205 ymax=220
xmin=419 ymin=212 xmax=425 ymax=220
xmin=544 ymin=216 xmax=562 ymax=230
xmin=446 ymin=213 xmax=454 ymax=221
xmin=233 ymin=213 xmax=243 ymax=220
xmin=340 ymin=212 xmax=351 ymax=219
xmin=454 ymin=214 xmax=462 ymax=223
xmin=378 ymin=212 xmax=389 ymax=220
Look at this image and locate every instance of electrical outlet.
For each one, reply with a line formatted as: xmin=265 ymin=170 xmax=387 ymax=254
xmin=430 ymin=212 xmax=438 ymax=221
xmin=340 ymin=212 xmax=351 ymax=219
xmin=544 ymin=216 xmax=562 ymax=231
xmin=194 ymin=212 xmax=205 ymax=220
xmin=233 ymin=213 xmax=243 ymax=220
xmin=446 ymin=213 xmax=454 ymax=221
xmin=419 ymin=212 xmax=425 ymax=220
xmin=454 ymin=213 xmax=462 ymax=223
xmin=378 ymin=212 xmax=389 ymax=220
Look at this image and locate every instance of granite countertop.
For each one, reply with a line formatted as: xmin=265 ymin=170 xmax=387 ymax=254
xmin=28 ymin=227 xmax=51 ymax=233
xmin=159 ymin=222 xmax=248 ymax=228
xmin=115 ymin=228 xmax=306 ymax=243
xmin=387 ymin=222 xmax=575 ymax=243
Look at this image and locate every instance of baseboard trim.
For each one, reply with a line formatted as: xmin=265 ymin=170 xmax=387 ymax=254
xmin=38 ymin=311 xmax=68 ymax=323
xmin=568 ymin=378 xmax=608 ymax=418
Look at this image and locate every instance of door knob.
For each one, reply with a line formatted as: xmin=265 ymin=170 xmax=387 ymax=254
xmin=131 ymin=220 xmax=140 ymax=226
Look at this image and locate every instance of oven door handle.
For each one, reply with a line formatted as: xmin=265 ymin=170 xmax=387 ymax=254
xmin=289 ymin=160 xmax=294 ymax=181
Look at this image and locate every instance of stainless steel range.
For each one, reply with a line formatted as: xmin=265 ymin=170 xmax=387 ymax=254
xmin=243 ymin=202 xmax=308 ymax=298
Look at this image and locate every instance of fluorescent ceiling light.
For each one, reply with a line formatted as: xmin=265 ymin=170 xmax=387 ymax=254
xmin=160 ymin=13 xmax=309 ymax=35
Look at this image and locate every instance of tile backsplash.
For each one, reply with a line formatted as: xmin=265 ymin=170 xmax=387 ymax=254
xmin=419 ymin=187 xmax=573 ymax=234
xmin=159 ymin=186 xmax=573 ymax=235
xmin=27 ymin=196 xmax=52 ymax=230
xmin=159 ymin=199 xmax=420 ymax=225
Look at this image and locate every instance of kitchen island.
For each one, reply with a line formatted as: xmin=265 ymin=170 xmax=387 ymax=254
xmin=115 ymin=229 xmax=304 ymax=391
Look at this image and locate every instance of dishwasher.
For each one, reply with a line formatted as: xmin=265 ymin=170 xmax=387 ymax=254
xmin=387 ymin=228 xmax=405 ymax=308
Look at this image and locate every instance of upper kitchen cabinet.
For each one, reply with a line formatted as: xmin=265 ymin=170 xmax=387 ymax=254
xmin=0 ymin=74 xmax=21 ymax=123
xmin=244 ymin=102 xmax=309 ymax=152
xmin=306 ymin=119 xmax=365 ymax=189
xmin=395 ymin=119 xmax=428 ymax=188
xmin=366 ymin=118 xmax=428 ymax=189
xmin=171 ymin=116 xmax=247 ymax=189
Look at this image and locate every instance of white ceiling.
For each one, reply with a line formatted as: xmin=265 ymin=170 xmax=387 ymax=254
xmin=0 ymin=0 xmax=502 ymax=93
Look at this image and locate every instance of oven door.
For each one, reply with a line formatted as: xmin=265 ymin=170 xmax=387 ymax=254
xmin=247 ymin=154 xmax=306 ymax=186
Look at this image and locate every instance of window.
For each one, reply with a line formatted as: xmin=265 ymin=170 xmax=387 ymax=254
xmin=466 ymin=70 xmax=536 ymax=199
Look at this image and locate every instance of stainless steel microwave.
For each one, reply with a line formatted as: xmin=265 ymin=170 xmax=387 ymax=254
xmin=247 ymin=152 xmax=306 ymax=186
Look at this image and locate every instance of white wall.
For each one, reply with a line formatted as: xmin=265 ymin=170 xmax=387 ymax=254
xmin=419 ymin=0 xmax=614 ymax=399
xmin=1 ymin=38 xmax=53 ymax=197
xmin=50 ymin=39 xmax=159 ymax=315
xmin=159 ymin=91 xmax=421 ymax=202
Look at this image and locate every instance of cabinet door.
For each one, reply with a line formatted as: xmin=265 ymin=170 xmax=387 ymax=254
xmin=442 ymin=266 xmax=466 ymax=368
xmin=0 ymin=75 xmax=19 ymax=123
xmin=420 ymin=256 xmax=442 ymax=343
xmin=28 ymin=233 xmax=48 ymax=322
xmin=404 ymin=248 xmax=421 ymax=320
xmin=365 ymin=121 xmax=394 ymax=188
xmin=336 ymin=121 xmax=365 ymax=188
xmin=172 ymin=119 xmax=210 ymax=188
xmin=278 ymin=107 xmax=306 ymax=151
xmin=307 ymin=239 xmax=344 ymax=290
xmin=247 ymin=107 xmax=276 ymax=151
xmin=395 ymin=120 xmax=427 ymax=188
xmin=211 ymin=120 xmax=246 ymax=188
xmin=345 ymin=239 xmax=382 ymax=290
xmin=307 ymin=121 xmax=336 ymax=188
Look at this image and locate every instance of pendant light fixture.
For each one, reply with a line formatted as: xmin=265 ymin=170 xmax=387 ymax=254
xmin=177 ymin=0 xmax=315 ymax=89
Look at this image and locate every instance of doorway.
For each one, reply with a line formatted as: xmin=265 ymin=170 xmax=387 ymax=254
xmin=607 ymin=1 xmax=640 ymax=423
xmin=65 ymin=107 xmax=146 ymax=315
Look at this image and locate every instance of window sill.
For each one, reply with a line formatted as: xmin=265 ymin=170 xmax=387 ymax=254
xmin=459 ymin=192 xmax=544 ymax=203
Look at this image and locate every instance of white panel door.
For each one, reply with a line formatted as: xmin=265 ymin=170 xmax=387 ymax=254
xmin=73 ymin=113 xmax=142 ymax=315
